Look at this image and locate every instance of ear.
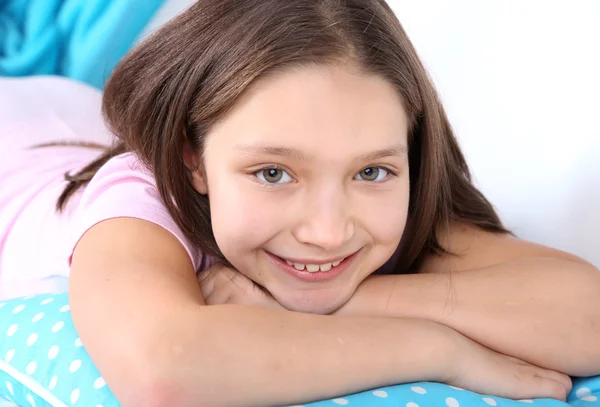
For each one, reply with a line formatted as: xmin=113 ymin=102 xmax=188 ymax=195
xmin=190 ymin=168 xmax=209 ymax=195
xmin=184 ymin=143 xmax=209 ymax=195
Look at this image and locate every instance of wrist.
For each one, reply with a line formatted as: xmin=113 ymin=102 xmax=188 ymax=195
xmin=387 ymin=317 xmax=460 ymax=383
xmin=333 ymin=275 xmax=389 ymax=316
xmin=415 ymin=320 xmax=464 ymax=383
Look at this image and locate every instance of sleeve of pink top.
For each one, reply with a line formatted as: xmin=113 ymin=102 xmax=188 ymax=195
xmin=68 ymin=152 xmax=205 ymax=272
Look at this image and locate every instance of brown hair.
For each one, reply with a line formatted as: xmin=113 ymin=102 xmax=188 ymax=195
xmin=57 ymin=0 xmax=508 ymax=273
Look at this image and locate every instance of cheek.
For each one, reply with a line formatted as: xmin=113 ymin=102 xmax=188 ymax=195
xmin=363 ymin=183 xmax=410 ymax=245
xmin=207 ymin=175 xmax=284 ymax=257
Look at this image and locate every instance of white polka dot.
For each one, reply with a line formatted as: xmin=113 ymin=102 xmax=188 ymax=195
xmin=483 ymin=398 xmax=497 ymax=406
xmin=411 ymin=386 xmax=427 ymax=395
xmin=60 ymin=305 xmax=71 ymax=312
xmin=32 ymin=312 xmax=45 ymax=323
xmin=582 ymin=396 xmax=598 ymax=402
xmin=27 ymin=333 xmax=38 ymax=346
xmin=372 ymin=390 xmax=388 ymax=398
xmin=407 ymin=403 xmax=419 ymax=407
xmin=518 ymin=400 xmax=533 ymax=403
xmin=94 ymin=377 xmax=106 ymax=389
xmin=446 ymin=397 xmax=460 ymax=407
xmin=26 ymin=361 xmax=37 ymax=375
xmin=70 ymin=389 xmax=80 ymax=404
xmin=0 ymin=302 xmax=6 ymax=308
xmin=6 ymin=381 xmax=14 ymax=395
xmin=12 ymin=304 xmax=25 ymax=314
xmin=27 ymin=394 xmax=35 ymax=406
xmin=6 ymin=324 xmax=18 ymax=337
xmin=96 ymin=405 xmax=104 ymax=407
xmin=41 ymin=298 xmax=54 ymax=305
xmin=70 ymin=359 xmax=82 ymax=373
xmin=449 ymin=386 xmax=464 ymax=390
xmin=4 ymin=349 xmax=15 ymax=363
xmin=49 ymin=376 xmax=58 ymax=390
xmin=52 ymin=321 xmax=65 ymax=333
xmin=332 ymin=398 xmax=349 ymax=405
xmin=74 ymin=337 xmax=83 ymax=347
xmin=48 ymin=345 xmax=60 ymax=360
xmin=577 ymin=388 xmax=592 ymax=398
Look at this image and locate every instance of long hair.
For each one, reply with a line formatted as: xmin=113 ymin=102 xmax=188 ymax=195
xmin=57 ymin=0 xmax=508 ymax=273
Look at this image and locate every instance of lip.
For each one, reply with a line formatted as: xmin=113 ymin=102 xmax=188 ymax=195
xmin=266 ymin=250 xmax=360 ymax=283
xmin=275 ymin=254 xmax=349 ymax=265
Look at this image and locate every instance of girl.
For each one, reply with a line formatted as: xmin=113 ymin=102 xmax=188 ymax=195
xmin=1 ymin=0 xmax=599 ymax=406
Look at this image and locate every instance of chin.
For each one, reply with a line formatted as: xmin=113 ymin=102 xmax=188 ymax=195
xmin=272 ymin=288 xmax=352 ymax=315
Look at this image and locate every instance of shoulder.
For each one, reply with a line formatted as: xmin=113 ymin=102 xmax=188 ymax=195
xmin=75 ymin=152 xmax=164 ymax=226
xmin=418 ymin=221 xmax=593 ymax=273
xmin=70 ymin=151 xmax=206 ymax=272
xmin=88 ymin=151 xmax=154 ymax=185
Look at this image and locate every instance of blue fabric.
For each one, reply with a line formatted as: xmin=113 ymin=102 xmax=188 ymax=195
xmin=0 ymin=0 xmax=165 ymax=89
xmin=1 ymin=293 xmax=599 ymax=407
xmin=300 ymin=377 xmax=600 ymax=407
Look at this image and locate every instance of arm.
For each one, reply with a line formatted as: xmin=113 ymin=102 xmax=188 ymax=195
xmin=338 ymin=225 xmax=600 ymax=376
xmin=70 ymin=218 xmax=457 ymax=407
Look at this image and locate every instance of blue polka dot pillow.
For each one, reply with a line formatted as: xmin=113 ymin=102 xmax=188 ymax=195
xmin=2 ymin=294 xmax=600 ymax=407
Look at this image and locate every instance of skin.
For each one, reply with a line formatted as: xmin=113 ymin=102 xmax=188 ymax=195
xmin=191 ymin=63 xmax=411 ymax=314
xmin=68 ymin=63 xmax=596 ymax=406
xmin=193 ymin=63 xmax=600 ymax=375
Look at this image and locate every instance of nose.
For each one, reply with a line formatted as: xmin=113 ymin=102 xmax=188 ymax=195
xmin=292 ymin=189 xmax=354 ymax=251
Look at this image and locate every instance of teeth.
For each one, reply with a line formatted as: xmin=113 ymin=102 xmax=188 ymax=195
xmin=319 ymin=263 xmax=332 ymax=272
xmin=306 ymin=264 xmax=320 ymax=273
xmin=285 ymin=257 xmax=345 ymax=272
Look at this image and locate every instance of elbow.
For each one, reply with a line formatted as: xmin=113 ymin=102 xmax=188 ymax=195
xmin=587 ymin=268 xmax=600 ymax=374
xmin=93 ymin=341 xmax=204 ymax=407
xmin=571 ymin=263 xmax=600 ymax=376
xmin=107 ymin=366 xmax=179 ymax=407
xmin=121 ymin=365 xmax=201 ymax=407
xmin=135 ymin=378 xmax=192 ymax=407
xmin=125 ymin=339 xmax=229 ymax=407
xmin=138 ymin=375 xmax=230 ymax=407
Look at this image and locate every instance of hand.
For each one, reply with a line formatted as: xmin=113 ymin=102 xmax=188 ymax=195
xmin=444 ymin=329 xmax=572 ymax=401
xmin=197 ymin=263 xmax=284 ymax=309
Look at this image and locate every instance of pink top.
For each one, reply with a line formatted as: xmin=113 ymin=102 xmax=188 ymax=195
xmin=69 ymin=152 xmax=205 ymax=272
xmin=0 ymin=76 xmax=207 ymax=300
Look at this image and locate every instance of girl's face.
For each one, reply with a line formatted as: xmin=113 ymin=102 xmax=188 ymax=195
xmin=195 ymin=64 xmax=410 ymax=314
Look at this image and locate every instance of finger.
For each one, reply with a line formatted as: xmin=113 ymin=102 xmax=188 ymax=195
xmin=203 ymin=289 xmax=230 ymax=306
xmin=198 ymin=266 xmax=222 ymax=300
xmin=219 ymin=266 xmax=252 ymax=290
xmin=198 ymin=273 xmax=215 ymax=300
xmin=504 ymin=356 xmax=572 ymax=397
xmin=530 ymin=375 xmax=570 ymax=401
xmin=534 ymin=369 xmax=572 ymax=396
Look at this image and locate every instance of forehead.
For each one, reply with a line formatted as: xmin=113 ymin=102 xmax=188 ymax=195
xmin=207 ymin=64 xmax=409 ymax=153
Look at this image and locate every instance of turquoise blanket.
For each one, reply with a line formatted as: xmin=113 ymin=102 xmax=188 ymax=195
xmin=0 ymin=0 xmax=164 ymax=89
xmin=1 ymin=293 xmax=599 ymax=407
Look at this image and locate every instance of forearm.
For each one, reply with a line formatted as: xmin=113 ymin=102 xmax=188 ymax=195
xmin=342 ymin=258 xmax=600 ymax=376
xmin=147 ymin=305 xmax=454 ymax=407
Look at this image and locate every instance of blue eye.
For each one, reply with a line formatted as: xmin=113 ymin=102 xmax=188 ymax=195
xmin=354 ymin=167 xmax=390 ymax=182
xmin=255 ymin=167 xmax=293 ymax=184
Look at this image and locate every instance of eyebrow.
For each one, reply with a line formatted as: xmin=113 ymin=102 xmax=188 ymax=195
xmin=234 ymin=144 xmax=408 ymax=162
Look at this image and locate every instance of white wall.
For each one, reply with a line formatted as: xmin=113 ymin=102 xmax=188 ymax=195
xmin=388 ymin=0 xmax=600 ymax=266
xmin=142 ymin=0 xmax=600 ymax=266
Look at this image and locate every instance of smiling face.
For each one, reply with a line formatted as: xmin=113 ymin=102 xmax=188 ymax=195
xmin=192 ymin=64 xmax=410 ymax=313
